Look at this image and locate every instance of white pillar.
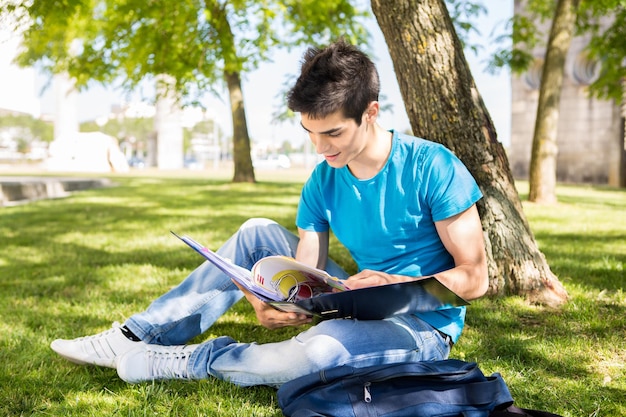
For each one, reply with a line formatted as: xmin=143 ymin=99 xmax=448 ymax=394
xmin=52 ymin=72 xmax=79 ymax=142
xmin=154 ymin=75 xmax=183 ymax=170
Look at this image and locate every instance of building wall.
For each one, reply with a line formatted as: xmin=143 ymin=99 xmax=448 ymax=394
xmin=0 ymin=26 xmax=40 ymax=117
xmin=508 ymin=1 xmax=624 ymax=186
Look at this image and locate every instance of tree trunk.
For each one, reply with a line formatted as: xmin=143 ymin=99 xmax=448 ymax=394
xmin=528 ymin=0 xmax=580 ymax=203
xmin=225 ymin=70 xmax=256 ymax=183
xmin=621 ymin=77 xmax=626 ymax=187
xmin=210 ymin=2 xmax=256 ymax=183
xmin=371 ymin=0 xmax=568 ymax=306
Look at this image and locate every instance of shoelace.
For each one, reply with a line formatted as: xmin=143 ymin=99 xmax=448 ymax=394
xmin=147 ymin=346 xmax=191 ymax=379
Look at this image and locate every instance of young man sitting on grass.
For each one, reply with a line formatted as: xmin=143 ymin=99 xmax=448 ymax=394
xmin=51 ymin=39 xmax=489 ymax=386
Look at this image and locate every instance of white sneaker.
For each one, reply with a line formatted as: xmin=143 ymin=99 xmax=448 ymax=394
xmin=50 ymin=323 xmax=145 ymax=368
xmin=117 ymin=344 xmax=199 ymax=383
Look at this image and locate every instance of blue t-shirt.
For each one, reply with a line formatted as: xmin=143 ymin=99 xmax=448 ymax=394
xmin=296 ymin=131 xmax=483 ymax=342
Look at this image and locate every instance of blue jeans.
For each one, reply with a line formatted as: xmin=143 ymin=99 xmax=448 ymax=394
xmin=125 ymin=218 xmax=451 ymax=387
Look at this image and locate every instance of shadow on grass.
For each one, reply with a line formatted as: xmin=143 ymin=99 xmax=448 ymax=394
xmin=461 ymin=295 xmax=626 ymax=414
xmin=2 ymin=177 xmax=624 ymax=416
xmin=0 ymin=176 xmax=303 ymax=416
xmin=535 ymin=232 xmax=625 ymax=291
xmin=1 ymin=177 xmax=302 ymax=292
xmin=463 ymin=184 xmax=626 ymax=414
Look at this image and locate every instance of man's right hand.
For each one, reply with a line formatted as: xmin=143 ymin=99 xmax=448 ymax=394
xmin=232 ymin=280 xmax=313 ymax=329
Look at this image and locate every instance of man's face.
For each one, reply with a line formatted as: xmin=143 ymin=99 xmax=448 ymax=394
xmin=300 ymin=110 xmax=368 ymax=169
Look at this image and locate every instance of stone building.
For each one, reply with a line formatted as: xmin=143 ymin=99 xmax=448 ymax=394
xmin=508 ymin=1 xmax=626 ymax=187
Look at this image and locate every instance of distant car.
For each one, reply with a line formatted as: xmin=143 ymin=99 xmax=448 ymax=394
xmin=184 ymin=157 xmax=203 ymax=170
xmin=253 ymin=154 xmax=291 ymax=169
xmin=128 ymin=156 xmax=145 ymax=168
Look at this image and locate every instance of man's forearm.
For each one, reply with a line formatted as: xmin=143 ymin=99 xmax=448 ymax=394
xmin=295 ymin=229 xmax=329 ymax=270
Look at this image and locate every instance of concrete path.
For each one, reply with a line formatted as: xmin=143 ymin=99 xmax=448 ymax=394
xmin=0 ymin=176 xmax=112 ymax=206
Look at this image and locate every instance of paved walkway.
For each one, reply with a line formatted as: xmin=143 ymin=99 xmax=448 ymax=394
xmin=0 ymin=176 xmax=112 ymax=206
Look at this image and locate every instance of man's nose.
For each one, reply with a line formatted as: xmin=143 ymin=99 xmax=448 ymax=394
xmin=313 ymin=135 xmax=329 ymax=154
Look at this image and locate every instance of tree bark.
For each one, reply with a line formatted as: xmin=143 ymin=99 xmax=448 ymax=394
xmin=371 ymin=0 xmax=568 ymax=306
xmin=225 ymin=70 xmax=256 ymax=183
xmin=211 ymin=2 xmax=256 ymax=183
xmin=528 ymin=0 xmax=580 ymax=203
xmin=621 ymin=77 xmax=626 ymax=187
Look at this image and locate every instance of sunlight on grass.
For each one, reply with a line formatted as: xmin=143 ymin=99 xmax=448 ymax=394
xmin=1 ymin=175 xmax=624 ymax=416
xmin=55 ymin=390 xmax=133 ymax=414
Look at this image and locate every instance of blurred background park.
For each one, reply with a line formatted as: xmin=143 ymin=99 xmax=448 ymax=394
xmin=0 ymin=1 xmax=510 ymax=175
xmin=1 ymin=0 xmax=623 ymax=188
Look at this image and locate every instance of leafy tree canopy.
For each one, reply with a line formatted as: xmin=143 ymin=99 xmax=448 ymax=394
xmin=488 ymin=0 xmax=626 ymax=104
xmin=4 ymin=0 xmax=369 ymax=105
xmin=0 ymin=114 xmax=54 ymax=143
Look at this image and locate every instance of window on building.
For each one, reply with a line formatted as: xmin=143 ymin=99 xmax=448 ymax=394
xmin=524 ymin=57 xmax=543 ymax=90
xmin=571 ymin=52 xmax=601 ymax=85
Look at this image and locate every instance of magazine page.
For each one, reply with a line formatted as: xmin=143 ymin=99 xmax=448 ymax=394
xmin=251 ymin=256 xmax=349 ymax=302
xmin=171 ymin=232 xmax=282 ymax=301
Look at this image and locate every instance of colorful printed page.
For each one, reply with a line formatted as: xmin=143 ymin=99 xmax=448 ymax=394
xmin=251 ymin=256 xmax=349 ymax=302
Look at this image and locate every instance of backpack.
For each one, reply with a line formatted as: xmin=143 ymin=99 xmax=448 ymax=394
xmin=277 ymin=359 xmax=562 ymax=417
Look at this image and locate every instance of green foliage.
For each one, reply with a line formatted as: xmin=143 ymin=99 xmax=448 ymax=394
xmin=6 ymin=0 xmax=368 ymax=105
xmin=0 ymin=114 xmax=54 ymax=144
xmin=281 ymin=0 xmax=369 ymax=47
xmin=486 ymin=0 xmax=626 ymax=104
xmin=504 ymin=15 xmax=542 ymax=72
xmin=80 ymin=117 xmax=153 ymax=144
xmin=0 ymin=173 xmax=624 ymax=416
xmin=14 ymin=0 xmax=102 ymax=83
xmin=578 ymin=1 xmax=626 ymax=103
xmin=488 ymin=0 xmax=555 ymax=76
xmin=445 ymin=0 xmax=487 ymax=52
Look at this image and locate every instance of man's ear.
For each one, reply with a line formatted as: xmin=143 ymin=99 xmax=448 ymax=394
xmin=365 ymin=101 xmax=380 ymax=122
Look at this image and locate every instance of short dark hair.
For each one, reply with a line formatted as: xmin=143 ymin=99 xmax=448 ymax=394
xmin=287 ymin=39 xmax=380 ymax=125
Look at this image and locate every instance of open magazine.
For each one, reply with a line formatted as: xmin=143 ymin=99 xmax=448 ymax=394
xmin=171 ymin=232 xmax=349 ymax=301
xmin=172 ymin=232 xmax=469 ymax=320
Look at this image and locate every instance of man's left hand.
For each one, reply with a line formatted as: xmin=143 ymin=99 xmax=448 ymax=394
xmin=344 ymin=269 xmax=412 ymax=289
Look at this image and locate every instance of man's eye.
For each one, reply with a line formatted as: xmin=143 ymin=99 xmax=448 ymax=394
xmin=327 ymin=132 xmax=341 ymax=138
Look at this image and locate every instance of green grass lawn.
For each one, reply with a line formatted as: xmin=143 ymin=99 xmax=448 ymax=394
xmin=0 ymin=172 xmax=624 ymax=416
